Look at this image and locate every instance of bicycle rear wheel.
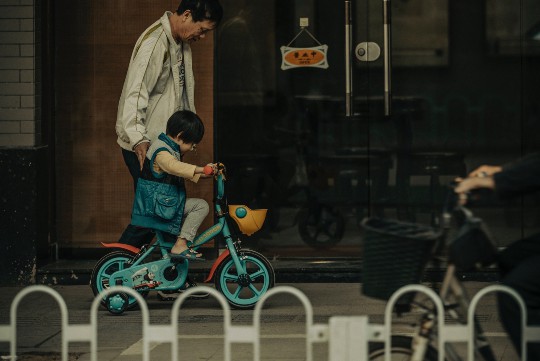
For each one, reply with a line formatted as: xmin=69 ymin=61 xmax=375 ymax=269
xmin=298 ymin=204 xmax=344 ymax=249
xmin=368 ymin=335 xmax=440 ymax=361
xmin=90 ymin=250 xmax=148 ymax=310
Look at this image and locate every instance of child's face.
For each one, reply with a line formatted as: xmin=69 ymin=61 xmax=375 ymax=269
xmin=173 ymin=134 xmax=196 ymax=155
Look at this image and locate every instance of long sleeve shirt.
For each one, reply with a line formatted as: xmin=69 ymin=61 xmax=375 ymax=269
xmin=494 ymin=152 xmax=540 ymax=199
xmin=153 ymin=151 xmax=201 ymax=183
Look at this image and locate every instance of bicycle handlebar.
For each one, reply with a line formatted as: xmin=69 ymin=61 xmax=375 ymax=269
xmin=441 ymin=183 xmax=493 ymax=229
xmin=203 ymin=165 xmax=214 ymax=175
xmin=213 ymin=163 xmax=226 ymax=200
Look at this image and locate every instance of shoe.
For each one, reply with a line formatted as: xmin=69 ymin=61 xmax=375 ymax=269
xmin=157 ymin=290 xmax=183 ymax=301
xmin=168 ymin=248 xmax=205 ymax=261
xmin=157 ymin=281 xmax=209 ymax=301
xmin=183 ymin=279 xmax=210 ymax=299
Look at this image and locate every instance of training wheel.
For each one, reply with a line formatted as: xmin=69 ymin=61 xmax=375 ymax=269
xmin=106 ymin=292 xmax=129 ymax=315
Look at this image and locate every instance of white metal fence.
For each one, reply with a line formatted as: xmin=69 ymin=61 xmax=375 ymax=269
xmin=1 ymin=284 xmax=540 ymax=361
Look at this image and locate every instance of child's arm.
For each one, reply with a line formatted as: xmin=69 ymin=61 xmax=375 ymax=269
xmin=154 ymin=152 xmax=214 ymax=182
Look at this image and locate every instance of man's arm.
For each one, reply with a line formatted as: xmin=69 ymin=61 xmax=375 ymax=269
xmin=454 ymin=153 xmax=540 ymax=202
xmin=118 ymin=32 xmax=167 ymax=149
xmin=494 ymin=153 xmax=540 ymax=198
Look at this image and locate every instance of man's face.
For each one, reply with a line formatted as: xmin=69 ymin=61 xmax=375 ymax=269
xmin=179 ymin=12 xmax=216 ymax=43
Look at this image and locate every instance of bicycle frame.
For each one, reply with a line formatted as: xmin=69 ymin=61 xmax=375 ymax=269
xmin=101 ymin=168 xmax=250 ymax=289
xmin=92 ymin=163 xmax=275 ymax=312
xmin=409 ymin=257 xmax=498 ymax=361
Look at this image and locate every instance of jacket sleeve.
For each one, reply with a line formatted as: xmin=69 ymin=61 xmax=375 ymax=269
xmin=493 ymin=152 xmax=540 ymax=199
xmin=118 ymin=33 xmax=168 ymax=148
xmin=154 ymin=152 xmax=201 ymax=183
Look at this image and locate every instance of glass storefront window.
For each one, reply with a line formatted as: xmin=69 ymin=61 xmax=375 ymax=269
xmin=215 ymin=0 xmax=540 ymax=260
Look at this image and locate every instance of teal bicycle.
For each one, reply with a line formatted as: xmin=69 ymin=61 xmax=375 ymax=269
xmin=90 ymin=163 xmax=275 ymax=313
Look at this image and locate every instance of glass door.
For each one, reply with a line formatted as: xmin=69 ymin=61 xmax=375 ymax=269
xmin=216 ymin=0 xmax=380 ymax=258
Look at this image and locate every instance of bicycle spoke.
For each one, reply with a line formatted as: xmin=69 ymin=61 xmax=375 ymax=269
xmin=248 ymin=283 xmax=262 ymax=296
xmin=101 ymin=271 xmax=111 ymax=278
xmin=224 ymin=271 xmax=238 ymax=282
xmin=249 ymin=269 xmax=265 ymax=280
xmin=232 ymin=285 xmax=243 ymax=299
xmin=322 ymin=228 xmax=334 ymax=238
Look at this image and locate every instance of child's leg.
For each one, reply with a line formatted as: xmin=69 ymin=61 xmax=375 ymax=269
xmin=171 ymin=198 xmax=209 ymax=255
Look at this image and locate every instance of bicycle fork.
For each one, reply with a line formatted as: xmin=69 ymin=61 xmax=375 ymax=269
xmin=408 ymin=265 xmax=459 ymax=361
xmin=411 ymin=313 xmax=435 ymax=361
xmin=224 ymin=235 xmax=248 ymax=275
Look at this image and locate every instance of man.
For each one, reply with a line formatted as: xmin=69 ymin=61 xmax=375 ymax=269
xmin=455 ymin=153 xmax=540 ymax=360
xmin=115 ymin=0 xmax=223 ymax=300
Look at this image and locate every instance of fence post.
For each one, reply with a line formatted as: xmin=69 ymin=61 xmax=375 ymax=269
xmin=328 ymin=316 xmax=369 ymax=361
xmin=468 ymin=285 xmax=527 ymax=361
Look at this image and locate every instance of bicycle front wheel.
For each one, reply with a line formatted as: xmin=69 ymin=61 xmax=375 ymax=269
xmin=368 ymin=336 xmax=440 ymax=361
xmin=214 ymin=250 xmax=275 ymax=309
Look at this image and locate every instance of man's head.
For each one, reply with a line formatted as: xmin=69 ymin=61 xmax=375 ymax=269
xmin=173 ymin=0 xmax=223 ymax=43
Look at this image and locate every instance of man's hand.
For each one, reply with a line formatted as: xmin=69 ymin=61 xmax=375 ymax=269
xmin=454 ymin=176 xmax=496 ymax=205
xmin=468 ymin=165 xmax=502 ymax=178
xmin=134 ymin=142 xmax=150 ymax=170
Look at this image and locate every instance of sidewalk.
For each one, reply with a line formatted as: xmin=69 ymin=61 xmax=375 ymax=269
xmin=0 ymin=282 xmax=519 ymax=361
xmin=36 ymin=257 xmax=499 ymax=286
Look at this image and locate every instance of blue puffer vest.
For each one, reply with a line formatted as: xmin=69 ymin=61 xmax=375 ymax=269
xmin=131 ymin=133 xmax=186 ymax=235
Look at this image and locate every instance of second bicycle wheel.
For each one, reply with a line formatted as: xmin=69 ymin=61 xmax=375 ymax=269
xmin=214 ymin=250 xmax=275 ymax=309
xmin=298 ymin=204 xmax=345 ymax=249
xmin=368 ymin=335 xmax=440 ymax=361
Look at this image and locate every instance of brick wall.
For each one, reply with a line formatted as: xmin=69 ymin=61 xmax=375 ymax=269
xmin=0 ymin=0 xmax=37 ymax=147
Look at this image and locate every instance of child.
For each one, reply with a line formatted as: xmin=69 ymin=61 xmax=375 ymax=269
xmin=130 ymin=110 xmax=216 ymax=260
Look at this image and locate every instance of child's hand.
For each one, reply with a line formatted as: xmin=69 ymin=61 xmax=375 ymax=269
xmin=202 ymin=163 xmax=217 ymax=176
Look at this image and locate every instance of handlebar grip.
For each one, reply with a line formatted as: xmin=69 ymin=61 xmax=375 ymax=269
xmin=203 ymin=165 xmax=214 ymax=175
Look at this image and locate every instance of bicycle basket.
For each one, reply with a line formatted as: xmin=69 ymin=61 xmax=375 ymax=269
xmin=361 ymin=217 xmax=441 ymax=301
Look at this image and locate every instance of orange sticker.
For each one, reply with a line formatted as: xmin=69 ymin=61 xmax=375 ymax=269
xmin=284 ymin=48 xmax=325 ymax=65
xmin=281 ymin=45 xmax=329 ymax=70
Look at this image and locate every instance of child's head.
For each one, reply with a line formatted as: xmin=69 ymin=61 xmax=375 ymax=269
xmin=166 ymin=110 xmax=205 ymax=151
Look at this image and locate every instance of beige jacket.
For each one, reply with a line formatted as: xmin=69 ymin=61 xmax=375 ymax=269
xmin=116 ymin=11 xmax=196 ymax=151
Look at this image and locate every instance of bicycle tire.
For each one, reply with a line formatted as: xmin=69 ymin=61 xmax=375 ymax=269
xmin=368 ymin=335 xmax=440 ymax=361
xmin=214 ymin=249 xmax=275 ymax=309
xmin=298 ymin=204 xmax=345 ymax=249
xmin=90 ymin=250 xmax=148 ymax=310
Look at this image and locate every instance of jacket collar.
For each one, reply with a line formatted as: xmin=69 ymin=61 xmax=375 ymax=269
xmin=161 ymin=11 xmax=182 ymax=50
xmin=158 ymin=133 xmax=180 ymax=152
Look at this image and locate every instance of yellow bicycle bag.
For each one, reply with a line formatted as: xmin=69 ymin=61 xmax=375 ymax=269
xmin=228 ymin=205 xmax=267 ymax=236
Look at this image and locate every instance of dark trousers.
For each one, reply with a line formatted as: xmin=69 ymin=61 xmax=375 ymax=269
xmin=117 ymin=149 xmax=155 ymax=248
xmin=497 ymin=234 xmax=540 ymax=360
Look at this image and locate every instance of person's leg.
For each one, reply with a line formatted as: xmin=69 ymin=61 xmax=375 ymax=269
xmin=117 ymin=149 xmax=154 ymax=248
xmin=122 ymin=148 xmax=142 ymax=192
xmin=498 ymin=233 xmax=540 ymax=275
xmin=497 ymin=251 xmax=540 ymax=361
xmin=159 ymin=230 xmax=209 ymax=300
xmin=170 ymin=198 xmax=209 ymax=255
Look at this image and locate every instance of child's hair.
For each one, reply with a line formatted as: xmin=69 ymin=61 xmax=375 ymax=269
xmin=166 ymin=110 xmax=205 ymax=144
